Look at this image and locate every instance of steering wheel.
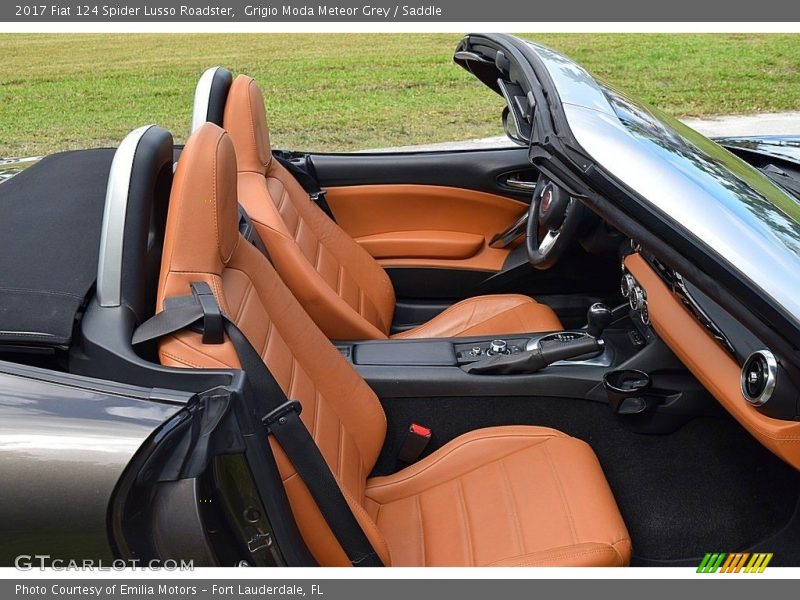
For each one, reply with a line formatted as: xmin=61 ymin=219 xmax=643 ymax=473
xmin=526 ymin=175 xmax=584 ymax=269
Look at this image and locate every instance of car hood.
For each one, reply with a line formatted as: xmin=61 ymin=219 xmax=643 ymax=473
xmin=714 ymin=135 xmax=800 ymax=165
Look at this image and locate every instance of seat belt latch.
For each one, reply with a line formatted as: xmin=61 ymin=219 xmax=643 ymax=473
xmin=190 ymin=281 xmax=225 ymax=345
xmin=262 ymin=400 xmax=303 ymax=433
xmin=398 ymin=423 xmax=431 ymax=464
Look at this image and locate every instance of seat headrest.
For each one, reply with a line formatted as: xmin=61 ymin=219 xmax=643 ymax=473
xmin=162 ymin=123 xmax=239 ymax=277
xmin=223 ymin=74 xmax=273 ymax=175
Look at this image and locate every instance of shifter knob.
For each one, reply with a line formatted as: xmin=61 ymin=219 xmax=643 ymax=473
xmin=587 ymin=303 xmax=613 ymax=338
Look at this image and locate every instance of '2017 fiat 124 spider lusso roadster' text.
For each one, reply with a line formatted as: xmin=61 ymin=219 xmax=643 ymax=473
xmin=1 ymin=33 xmax=800 ymax=568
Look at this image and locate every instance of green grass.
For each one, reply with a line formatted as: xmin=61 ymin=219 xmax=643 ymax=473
xmin=1 ymin=33 xmax=799 ymax=157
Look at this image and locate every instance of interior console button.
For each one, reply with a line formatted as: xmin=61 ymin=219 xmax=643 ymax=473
xmin=489 ymin=339 xmax=508 ymax=355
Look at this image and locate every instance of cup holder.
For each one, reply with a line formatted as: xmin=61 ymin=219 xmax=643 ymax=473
xmin=603 ymin=369 xmax=652 ymax=414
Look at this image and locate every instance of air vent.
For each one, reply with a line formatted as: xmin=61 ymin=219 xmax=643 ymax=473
xmin=741 ymin=350 xmax=778 ymax=406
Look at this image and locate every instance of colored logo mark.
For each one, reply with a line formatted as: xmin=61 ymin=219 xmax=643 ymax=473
xmin=697 ymin=553 xmax=773 ymax=573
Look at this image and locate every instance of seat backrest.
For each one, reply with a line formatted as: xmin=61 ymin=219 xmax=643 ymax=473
xmin=222 ymin=75 xmax=397 ymax=340
xmin=156 ymin=123 xmax=391 ymax=566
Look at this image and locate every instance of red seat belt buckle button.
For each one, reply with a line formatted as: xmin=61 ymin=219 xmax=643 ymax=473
xmin=410 ymin=423 xmax=431 ymax=437
xmin=398 ymin=423 xmax=432 ymax=464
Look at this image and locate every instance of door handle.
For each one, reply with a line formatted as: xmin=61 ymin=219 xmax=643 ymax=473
xmin=504 ymin=173 xmax=538 ymax=192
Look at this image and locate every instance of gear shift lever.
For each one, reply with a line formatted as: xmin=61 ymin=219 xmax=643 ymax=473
xmin=587 ymin=303 xmax=613 ymax=338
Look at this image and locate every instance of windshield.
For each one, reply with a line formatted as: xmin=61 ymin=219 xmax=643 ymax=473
xmin=601 ymin=85 xmax=800 ymax=259
xmin=526 ymin=40 xmax=800 ymax=323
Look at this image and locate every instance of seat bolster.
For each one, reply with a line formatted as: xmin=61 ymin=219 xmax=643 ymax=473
xmin=283 ymin=473 xmax=393 ymax=567
xmin=366 ymin=426 xmax=568 ymax=503
xmin=253 ymin=219 xmax=392 ymax=340
xmin=392 ymin=294 xmax=562 ymax=339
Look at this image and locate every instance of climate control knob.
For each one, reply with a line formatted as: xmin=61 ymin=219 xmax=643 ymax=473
xmin=621 ymin=273 xmax=636 ymax=298
xmin=629 ymin=286 xmax=646 ymax=311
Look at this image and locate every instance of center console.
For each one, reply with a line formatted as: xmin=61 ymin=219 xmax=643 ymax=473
xmin=334 ymin=298 xmax=721 ymax=434
xmin=334 ymin=304 xmax=650 ymax=401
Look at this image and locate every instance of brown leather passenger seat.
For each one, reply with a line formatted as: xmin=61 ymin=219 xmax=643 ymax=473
xmin=220 ymin=74 xmax=563 ymax=340
xmin=156 ymin=123 xmax=631 ymax=567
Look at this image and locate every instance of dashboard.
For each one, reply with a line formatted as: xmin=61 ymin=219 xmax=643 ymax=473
xmin=623 ymin=252 xmax=800 ymax=470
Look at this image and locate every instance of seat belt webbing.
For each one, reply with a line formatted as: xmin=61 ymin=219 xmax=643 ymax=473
xmin=133 ymin=282 xmax=383 ymax=567
xmin=273 ymin=155 xmax=336 ymax=222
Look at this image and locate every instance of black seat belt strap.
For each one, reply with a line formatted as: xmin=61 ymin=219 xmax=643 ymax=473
xmin=133 ymin=282 xmax=383 ymax=567
xmin=273 ymin=155 xmax=336 ymax=222
xmin=237 ymin=204 xmax=272 ymax=262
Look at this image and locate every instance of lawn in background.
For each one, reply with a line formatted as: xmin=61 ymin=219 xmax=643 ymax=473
xmin=1 ymin=33 xmax=799 ymax=157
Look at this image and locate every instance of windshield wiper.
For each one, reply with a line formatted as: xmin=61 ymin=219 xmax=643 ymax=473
xmin=760 ymin=163 xmax=800 ymax=201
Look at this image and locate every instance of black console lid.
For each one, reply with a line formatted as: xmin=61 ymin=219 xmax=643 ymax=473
xmin=352 ymin=341 xmax=457 ymax=367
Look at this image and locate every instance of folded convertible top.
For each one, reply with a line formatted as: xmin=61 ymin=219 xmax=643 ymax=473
xmin=0 ymin=149 xmax=114 ymax=347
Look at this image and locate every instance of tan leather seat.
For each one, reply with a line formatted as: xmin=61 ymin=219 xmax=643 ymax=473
xmin=156 ymin=123 xmax=631 ymax=567
xmin=221 ymin=75 xmax=563 ymax=341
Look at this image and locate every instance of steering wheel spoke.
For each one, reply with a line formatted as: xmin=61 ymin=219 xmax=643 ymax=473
xmin=526 ymin=175 xmax=583 ymax=269
xmin=538 ymin=229 xmax=561 ymax=255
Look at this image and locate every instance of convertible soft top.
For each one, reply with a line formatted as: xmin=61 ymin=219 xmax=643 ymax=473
xmin=0 ymin=149 xmax=114 ymax=347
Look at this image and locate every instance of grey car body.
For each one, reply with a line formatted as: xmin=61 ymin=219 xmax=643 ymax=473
xmin=0 ymin=364 xmax=187 ymax=564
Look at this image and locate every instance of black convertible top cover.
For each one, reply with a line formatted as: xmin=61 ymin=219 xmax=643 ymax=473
xmin=0 ymin=149 xmax=114 ymax=347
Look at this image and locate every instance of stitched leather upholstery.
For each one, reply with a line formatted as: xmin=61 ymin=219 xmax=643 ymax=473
xmin=366 ymin=426 xmax=631 ymax=566
xmin=156 ymin=123 xmax=631 ymax=567
xmin=222 ymin=74 xmax=563 ymax=340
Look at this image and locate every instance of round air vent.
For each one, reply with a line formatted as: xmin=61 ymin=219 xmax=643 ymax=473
xmin=741 ymin=350 xmax=778 ymax=406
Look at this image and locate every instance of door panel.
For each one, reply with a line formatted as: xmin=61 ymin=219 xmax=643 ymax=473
xmin=310 ymin=147 xmax=622 ymax=323
xmin=311 ymin=146 xmax=535 ymax=200
xmin=325 ymin=184 xmax=527 ymax=271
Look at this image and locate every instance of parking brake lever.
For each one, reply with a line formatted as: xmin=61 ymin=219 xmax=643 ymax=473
xmin=462 ymin=336 xmax=601 ymax=375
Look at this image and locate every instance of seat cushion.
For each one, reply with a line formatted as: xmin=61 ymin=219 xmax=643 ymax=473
xmin=392 ymin=294 xmax=562 ymax=339
xmin=364 ymin=426 xmax=631 ymax=567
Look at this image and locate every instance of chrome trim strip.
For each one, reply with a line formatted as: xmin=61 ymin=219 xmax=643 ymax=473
xmin=96 ymin=125 xmax=155 ymax=308
xmin=504 ymin=174 xmax=538 ymax=192
xmin=191 ymin=66 xmax=222 ymax=133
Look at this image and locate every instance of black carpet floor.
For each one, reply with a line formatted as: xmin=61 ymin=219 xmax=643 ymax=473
xmin=374 ymin=396 xmax=800 ymax=563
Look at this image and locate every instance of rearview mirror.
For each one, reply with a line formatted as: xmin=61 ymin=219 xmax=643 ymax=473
xmin=502 ymin=106 xmax=528 ymax=147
